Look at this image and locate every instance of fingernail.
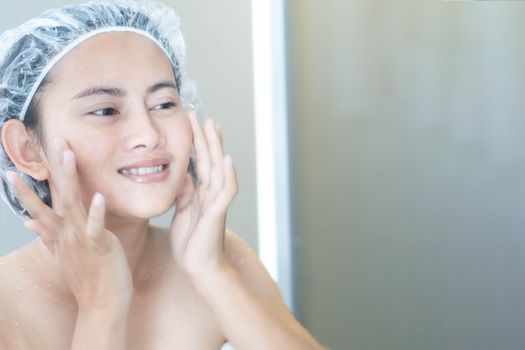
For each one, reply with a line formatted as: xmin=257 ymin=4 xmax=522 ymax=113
xmin=54 ymin=139 xmax=65 ymax=165
xmin=63 ymin=150 xmax=73 ymax=164
xmin=93 ymin=192 xmax=104 ymax=207
xmin=224 ymin=155 xmax=233 ymax=167
xmin=210 ymin=120 xmax=217 ymax=131
xmin=23 ymin=220 xmax=33 ymax=230
xmin=5 ymin=171 xmax=16 ymax=185
xmin=54 ymin=138 xmax=63 ymax=153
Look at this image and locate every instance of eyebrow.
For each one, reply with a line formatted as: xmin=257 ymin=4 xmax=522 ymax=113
xmin=72 ymin=86 xmax=124 ymax=99
xmin=72 ymin=80 xmax=178 ymax=100
xmin=147 ymin=81 xmax=178 ymax=95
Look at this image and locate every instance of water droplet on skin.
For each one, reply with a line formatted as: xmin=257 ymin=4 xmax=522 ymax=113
xmin=14 ymin=322 xmax=19 ymax=327
xmin=15 ymin=286 xmax=22 ymax=291
xmin=34 ymin=284 xmax=40 ymax=289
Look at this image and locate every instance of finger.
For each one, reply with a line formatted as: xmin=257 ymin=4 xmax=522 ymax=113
xmin=216 ymin=155 xmax=238 ymax=208
xmin=86 ymin=192 xmax=106 ymax=245
xmin=188 ymin=112 xmax=211 ymax=187
xmin=205 ymin=119 xmax=225 ymax=194
xmin=174 ymin=173 xmax=196 ymax=211
xmin=59 ymin=145 xmax=88 ymax=232
xmin=6 ymin=171 xmax=61 ymax=234
xmin=54 ymin=138 xmax=65 ymax=165
xmin=216 ymin=122 xmax=224 ymax=150
xmin=170 ymin=174 xmax=198 ymax=258
xmin=24 ymin=219 xmax=56 ymax=253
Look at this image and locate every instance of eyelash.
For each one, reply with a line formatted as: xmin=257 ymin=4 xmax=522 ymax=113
xmin=152 ymin=102 xmax=177 ymax=111
xmin=92 ymin=108 xmax=118 ymax=116
xmin=90 ymin=102 xmax=177 ymax=116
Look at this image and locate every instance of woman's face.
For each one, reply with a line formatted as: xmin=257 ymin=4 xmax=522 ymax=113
xmin=38 ymin=32 xmax=192 ymax=221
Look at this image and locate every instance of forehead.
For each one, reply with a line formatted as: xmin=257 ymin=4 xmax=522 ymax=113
xmin=45 ymin=31 xmax=175 ymax=89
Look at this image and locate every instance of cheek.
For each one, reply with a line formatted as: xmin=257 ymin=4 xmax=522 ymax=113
xmin=166 ymin=117 xmax=192 ymax=152
xmin=68 ymin=138 xmax=114 ymax=188
xmin=44 ymin=131 xmax=110 ymax=181
xmin=70 ymin=136 xmax=113 ymax=171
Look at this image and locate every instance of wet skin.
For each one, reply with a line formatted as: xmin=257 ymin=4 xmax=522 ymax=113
xmin=0 ymin=32 xmax=324 ymax=349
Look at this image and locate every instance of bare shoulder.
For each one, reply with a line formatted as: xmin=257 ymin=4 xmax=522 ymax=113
xmin=0 ymin=244 xmax=35 ymax=344
xmin=0 ymin=254 xmax=10 ymax=335
xmin=0 ymin=247 xmax=25 ymax=302
xmin=0 ymin=264 xmax=11 ymax=347
xmin=223 ymin=229 xmax=285 ymax=308
xmin=0 ymin=240 xmax=52 ymax=306
xmin=0 ymin=242 xmax=39 ymax=303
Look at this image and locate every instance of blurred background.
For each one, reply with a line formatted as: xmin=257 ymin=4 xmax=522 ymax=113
xmin=288 ymin=1 xmax=525 ymax=349
xmin=2 ymin=1 xmax=525 ymax=349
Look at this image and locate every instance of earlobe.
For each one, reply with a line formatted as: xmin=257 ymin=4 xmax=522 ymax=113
xmin=1 ymin=119 xmax=50 ymax=181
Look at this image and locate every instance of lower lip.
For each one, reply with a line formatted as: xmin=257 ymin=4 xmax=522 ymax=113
xmin=118 ymin=164 xmax=170 ymax=184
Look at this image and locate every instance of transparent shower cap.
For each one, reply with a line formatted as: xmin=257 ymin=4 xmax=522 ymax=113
xmin=0 ymin=0 xmax=200 ymax=219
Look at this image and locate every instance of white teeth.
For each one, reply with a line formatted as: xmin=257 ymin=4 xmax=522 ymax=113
xmin=121 ymin=165 xmax=164 ymax=176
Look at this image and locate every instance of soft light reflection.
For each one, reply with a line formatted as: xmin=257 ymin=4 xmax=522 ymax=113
xmin=251 ymin=0 xmax=293 ymax=309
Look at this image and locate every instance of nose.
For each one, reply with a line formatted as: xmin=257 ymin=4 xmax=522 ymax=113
xmin=122 ymin=106 xmax=166 ymax=151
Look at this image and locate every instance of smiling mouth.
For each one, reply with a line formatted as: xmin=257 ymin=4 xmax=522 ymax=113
xmin=118 ymin=163 xmax=169 ymax=176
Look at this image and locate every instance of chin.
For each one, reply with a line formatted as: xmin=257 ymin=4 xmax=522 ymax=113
xmin=108 ymin=197 xmax=175 ymax=221
xmin=134 ymin=202 xmax=175 ymax=219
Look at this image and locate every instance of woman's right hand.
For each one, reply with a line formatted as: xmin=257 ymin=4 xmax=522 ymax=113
xmin=6 ymin=138 xmax=132 ymax=309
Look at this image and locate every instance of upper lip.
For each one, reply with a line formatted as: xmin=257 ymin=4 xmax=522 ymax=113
xmin=118 ymin=157 xmax=171 ymax=172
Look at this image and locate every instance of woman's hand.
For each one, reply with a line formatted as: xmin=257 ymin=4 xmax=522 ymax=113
xmin=6 ymin=139 xmax=132 ymax=309
xmin=170 ymin=112 xmax=238 ymax=280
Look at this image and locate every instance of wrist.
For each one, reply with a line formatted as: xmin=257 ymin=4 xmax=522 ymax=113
xmin=73 ymin=294 xmax=131 ymax=350
xmin=189 ymin=259 xmax=237 ymax=296
xmin=77 ymin=294 xmax=132 ymax=314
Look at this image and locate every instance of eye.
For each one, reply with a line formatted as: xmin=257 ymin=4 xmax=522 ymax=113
xmin=151 ymin=102 xmax=177 ymax=111
xmin=90 ymin=107 xmax=119 ymax=116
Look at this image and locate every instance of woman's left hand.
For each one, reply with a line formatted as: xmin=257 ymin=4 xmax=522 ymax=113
xmin=170 ymin=112 xmax=238 ymax=280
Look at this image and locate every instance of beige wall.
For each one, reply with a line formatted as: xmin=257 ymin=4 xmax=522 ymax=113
xmin=0 ymin=1 xmax=257 ymax=255
xmin=289 ymin=1 xmax=525 ymax=349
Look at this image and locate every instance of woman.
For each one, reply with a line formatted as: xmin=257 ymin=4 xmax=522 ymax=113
xmin=0 ymin=1 xmax=325 ymax=349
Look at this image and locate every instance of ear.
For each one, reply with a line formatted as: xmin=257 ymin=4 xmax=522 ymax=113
xmin=1 ymin=119 xmax=50 ymax=181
